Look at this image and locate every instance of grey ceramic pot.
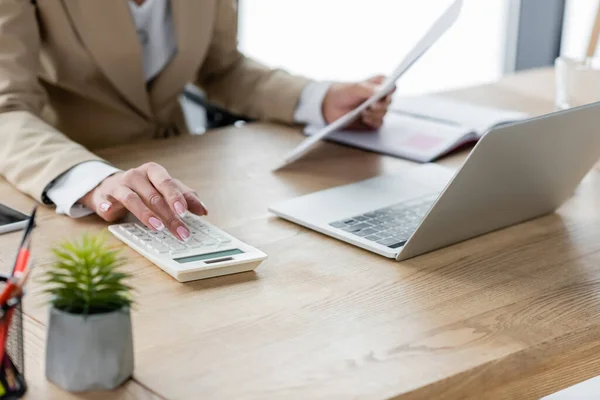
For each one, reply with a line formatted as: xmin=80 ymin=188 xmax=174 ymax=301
xmin=45 ymin=307 xmax=134 ymax=392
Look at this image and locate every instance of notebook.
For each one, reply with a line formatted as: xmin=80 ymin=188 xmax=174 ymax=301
xmin=304 ymin=95 xmax=529 ymax=163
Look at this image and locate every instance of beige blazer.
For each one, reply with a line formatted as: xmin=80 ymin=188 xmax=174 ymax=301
xmin=0 ymin=0 xmax=310 ymax=203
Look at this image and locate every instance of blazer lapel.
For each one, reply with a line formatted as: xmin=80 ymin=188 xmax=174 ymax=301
xmin=62 ymin=0 xmax=152 ymax=118
xmin=149 ymin=0 xmax=214 ymax=109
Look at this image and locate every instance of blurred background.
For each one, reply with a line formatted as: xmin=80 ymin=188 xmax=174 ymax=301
xmin=239 ymin=0 xmax=592 ymax=95
xmin=184 ymin=0 xmax=597 ymax=130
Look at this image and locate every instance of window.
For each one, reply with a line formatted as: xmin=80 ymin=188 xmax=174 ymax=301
xmin=239 ymin=0 xmax=509 ymax=96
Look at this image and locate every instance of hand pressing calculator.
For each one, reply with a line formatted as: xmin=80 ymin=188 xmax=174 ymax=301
xmin=109 ymin=215 xmax=267 ymax=282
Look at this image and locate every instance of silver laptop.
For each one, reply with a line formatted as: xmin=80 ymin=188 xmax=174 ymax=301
xmin=269 ymin=102 xmax=600 ymax=260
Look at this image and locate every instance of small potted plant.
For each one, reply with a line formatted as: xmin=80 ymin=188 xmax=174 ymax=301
xmin=41 ymin=234 xmax=134 ymax=392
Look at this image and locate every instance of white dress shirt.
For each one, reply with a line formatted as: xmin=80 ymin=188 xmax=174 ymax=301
xmin=46 ymin=0 xmax=330 ymax=217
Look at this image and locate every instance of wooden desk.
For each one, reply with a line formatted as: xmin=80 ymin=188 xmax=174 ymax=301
xmin=4 ymin=68 xmax=600 ymax=399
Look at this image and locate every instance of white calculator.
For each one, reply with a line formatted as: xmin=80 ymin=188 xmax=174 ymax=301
xmin=109 ymin=215 xmax=267 ymax=282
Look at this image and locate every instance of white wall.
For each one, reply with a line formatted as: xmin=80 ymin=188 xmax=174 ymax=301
xmin=239 ymin=0 xmax=509 ymax=96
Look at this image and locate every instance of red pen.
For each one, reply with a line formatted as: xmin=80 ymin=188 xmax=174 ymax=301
xmin=0 ymin=206 xmax=37 ymax=361
xmin=11 ymin=206 xmax=36 ymax=276
xmin=0 ymin=207 xmax=36 ymax=306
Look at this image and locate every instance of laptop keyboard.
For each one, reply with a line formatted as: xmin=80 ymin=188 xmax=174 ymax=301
xmin=329 ymin=194 xmax=438 ymax=249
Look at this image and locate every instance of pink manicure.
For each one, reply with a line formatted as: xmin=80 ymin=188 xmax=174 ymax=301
xmin=174 ymin=201 xmax=187 ymax=217
xmin=148 ymin=217 xmax=165 ymax=231
xmin=177 ymin=226 xmax=190 ymax=241
xmin=99 ymin=202 xmax=111 ymax=212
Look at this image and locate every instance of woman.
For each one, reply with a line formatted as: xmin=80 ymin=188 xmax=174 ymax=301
xmin=0 ymin=0 xmax=392 ymax=241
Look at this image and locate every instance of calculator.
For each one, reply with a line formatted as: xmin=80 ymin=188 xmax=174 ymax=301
xmin=108 ymin=215 xmax=267 ymax=282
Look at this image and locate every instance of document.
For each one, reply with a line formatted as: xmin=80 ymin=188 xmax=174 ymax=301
xmin=303 ymin=95 xmax=529 ymax=163
xmin=275 ymin=0 xmax=464 ymax=170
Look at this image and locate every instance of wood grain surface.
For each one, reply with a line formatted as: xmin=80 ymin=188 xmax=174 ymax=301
xmin=3 ymin=68 xmax=600 ymax=399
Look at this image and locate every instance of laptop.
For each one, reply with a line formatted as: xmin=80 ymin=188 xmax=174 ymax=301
xmin=269 ymin=102 xmax=600 ymax=260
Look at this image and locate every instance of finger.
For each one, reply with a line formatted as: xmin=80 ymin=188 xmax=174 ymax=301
xmin=143 ymin=162 xmax=188 ymax=217
xmin=183 ymin=192 xmax=207 ymax=216
xmin=367 ymin=75 xmax=386 ymax=85
xmin=351 ymin=76 xmax=389 ymax=103
xmin=176 ymin=180 xmax=208 ymax=216
xmin=96 ymin=198 xmax=127 ymax=223
xmin=362 ymin=114 xmax=383 ymax=129
xmin=110 ymin=186 xmax=168 ymax=234
xmin=122 ymin=170 xmax=184 ymax=235
xmin=349 ymin=82 xmax=377 ymax=101
xmin=369 ymin=101 xmax=390 ymax=113
xmin=363 ymin=107 xmax=387 ymax=120
xmin=87 ymin=178 xmax=127 ymax=222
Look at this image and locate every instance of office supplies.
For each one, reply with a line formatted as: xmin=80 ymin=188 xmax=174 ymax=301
xmin=11 ymin=207 xmax=35 ymax=277
xmin=0 ymin=287 xmax=26 ymax=400
xmin=0 ymin=208 xmax=35 ymax=399
xmin=0 ymin=205 xmax=29 ymax=235
xmin=304 ymin=96 xmax=529 ymax=162
xmin=0 ymin=207 xmax=36 ymax=376
xmin=270 ymin=101 xmax=600 ymax=259
xmin=109 ymin=214 xmax=267 ymax=282
xmin=275 ymin=0 xmax=463 ymax=169
xmin=0 ymin=207 xmax=36 ymax=310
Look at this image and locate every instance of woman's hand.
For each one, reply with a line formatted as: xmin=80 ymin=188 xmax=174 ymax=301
xmin=322 ymin=75 xmax=394 ymax=130
xmin=79 ymin=162 xmax=207 ymax=241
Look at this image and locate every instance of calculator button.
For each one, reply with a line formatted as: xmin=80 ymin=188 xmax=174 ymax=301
xmin=170 ymin=249 xmax=189 ymax=255
xmin=120 ymin=227 xmax=134 ymax=236
xmin=188 ymin=238 xmax=205 ymax=247
xmin=150 ymin=244 xmax=170 ymax=254
xmin=169 ymin=243 xmax=187 ymax=252
xmin=120 ymin=225 xmax=140 ymax=236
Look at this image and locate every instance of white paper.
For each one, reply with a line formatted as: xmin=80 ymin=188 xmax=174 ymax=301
xmin=305 ymin=111 xmax=475 ymax=163
xmin=275 ymin=0 xmax=464 ymax=170
xmin=391 ymin=95 xmax=529 ymax=135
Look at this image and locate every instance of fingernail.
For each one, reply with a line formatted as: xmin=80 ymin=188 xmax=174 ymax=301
xmin=148 ymin=217 xmax=165 ymax=231
xmin=200 ymin=201 xmax=208 ymax=215
xmin=174 ymin=201 xmax=187 ymax=217
xmin=177 ymin=226 xmax=190 ymax=241
xmin=99 ymin=202 xmax=111 ymax=212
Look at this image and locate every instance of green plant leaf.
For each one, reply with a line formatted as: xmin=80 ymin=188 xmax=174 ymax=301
xmin=42 ymin=233 xmax=133 ymax=316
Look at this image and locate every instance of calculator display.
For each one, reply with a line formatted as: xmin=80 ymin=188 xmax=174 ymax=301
xmin=174 ymin=249 xmax=244 ymax=264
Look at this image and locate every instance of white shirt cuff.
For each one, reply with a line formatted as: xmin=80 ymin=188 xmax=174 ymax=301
xmin=46 ymin=161 xmax=120 ymax=218
xmin=293 ymin=81 xmax=332 ymax=127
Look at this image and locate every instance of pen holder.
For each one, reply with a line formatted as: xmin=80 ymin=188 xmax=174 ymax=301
xmin=0 ymin=276 xmax=26 ymax=399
